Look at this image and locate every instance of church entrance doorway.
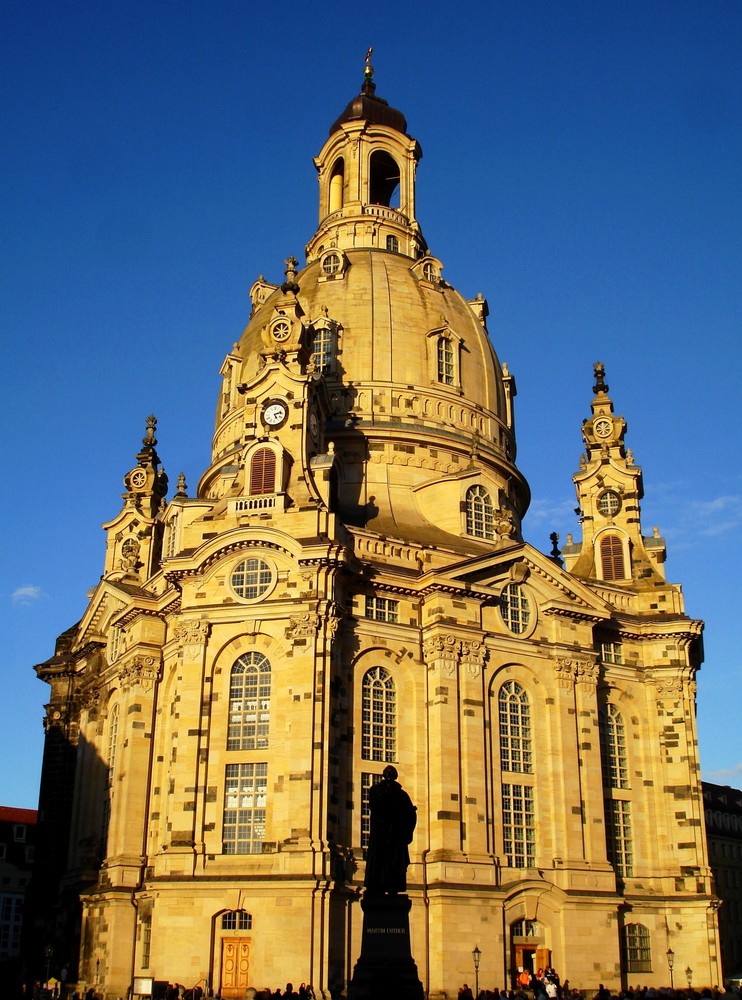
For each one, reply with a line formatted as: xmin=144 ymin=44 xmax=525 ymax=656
xmin=219 ymin=938 xmax=250 ymax=998
xmin=511 ymin=918 xmax=550 ymax=986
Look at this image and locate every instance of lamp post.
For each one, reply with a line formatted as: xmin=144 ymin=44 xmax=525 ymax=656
xmin=666 ymin=948 xmax=675 ymax=989
xmin=686 ymin=967 xmax=693 ymax=991
xmin=44 ymin=944 xmax=53 ymax=985
xmin=473 ymin=945 xmax=482 ymax=999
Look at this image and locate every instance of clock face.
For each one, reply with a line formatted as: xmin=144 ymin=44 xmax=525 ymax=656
xmin=594 ymin=417 xmax=613 ymax=439
xmin=130 ymin=469 xmax=147 ymax=489
xmin=309 ymin=412 xmax=319 ymax=440
xmin=263 ymin=401 xmax=287 ymax=426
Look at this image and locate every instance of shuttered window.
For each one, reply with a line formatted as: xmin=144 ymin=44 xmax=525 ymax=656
xmin=250 ymin=448 xmax=276 ymax=495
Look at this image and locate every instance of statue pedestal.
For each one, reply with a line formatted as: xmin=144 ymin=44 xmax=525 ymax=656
xmin=347 ymin=893 xmax=424 ymax=999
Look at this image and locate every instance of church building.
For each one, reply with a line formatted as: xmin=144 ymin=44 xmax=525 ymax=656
xmin=29 ymin=62 xmax=720 ymax=999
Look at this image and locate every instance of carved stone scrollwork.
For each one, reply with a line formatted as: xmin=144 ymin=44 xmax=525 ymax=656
xmin=175 ymin=619 xmax=211 ymax=659
xmin=653 ymin=675 xmax=684 ymax=698
xmin=423 ymin=634 xmax=460 ymax=677
xmin=118 ymin=654 xmax=161 ymax=692
xmin=43 ymin=703 xmax=68 ymax=732
xmin=553 ymin=656 xmax=578 ymax=690
xmin=460 ymin=639 xmax=487 ymax=677
xmin=575 ymin=658 xmax=599 ymax=686
xmin=79 ymin=687 xmax=101 ymax=717
xmin=286 ymin=613 xmax=320 ymax=639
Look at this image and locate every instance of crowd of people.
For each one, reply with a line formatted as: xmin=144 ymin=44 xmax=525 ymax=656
xmin=243 ymin=986 xmax=315 ymax=999
xmin=458 ymin=966 xmax=739 ymax=1000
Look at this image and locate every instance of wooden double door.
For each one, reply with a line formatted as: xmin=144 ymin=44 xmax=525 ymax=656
xmin=220 ymin=939 xmax=251 ymax=998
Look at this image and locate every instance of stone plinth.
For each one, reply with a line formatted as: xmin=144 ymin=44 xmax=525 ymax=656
xmin=348 ymin=893 xmax=424 ymax=999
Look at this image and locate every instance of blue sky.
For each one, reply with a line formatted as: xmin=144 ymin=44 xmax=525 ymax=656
xmin=2 ymin=1 xmax=740 ymax=808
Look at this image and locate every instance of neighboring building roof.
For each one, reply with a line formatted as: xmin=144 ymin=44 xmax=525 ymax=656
xmin=0 ymin=806 xmax=37 ymax=824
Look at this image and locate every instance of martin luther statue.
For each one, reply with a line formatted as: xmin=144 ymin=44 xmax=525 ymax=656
xmin=364 ymin=765 xmax=417 ymax=895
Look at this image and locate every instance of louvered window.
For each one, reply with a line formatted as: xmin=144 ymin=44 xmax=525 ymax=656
xmin=600 ymin=534 xmax=625 ymax=580
xmin=250 ymin=448 xmax=276 ymax=495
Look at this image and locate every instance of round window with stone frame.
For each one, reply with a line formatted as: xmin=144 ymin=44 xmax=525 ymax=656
xmin=500 ymin=582 xmax=532 ymax=635
xmin=271 ymin=319 xmax=291 ymax=343
xmin=598 ymin=490 xmax=621 ymax=518
xmin=230 ymin=557 xmax=275 ymax=602
xmin=322 ymin=252 xmax=342 ymax=275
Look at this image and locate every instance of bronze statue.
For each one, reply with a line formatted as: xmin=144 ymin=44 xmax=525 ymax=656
xmin=364 ymin=765 xmax=417 ymax=895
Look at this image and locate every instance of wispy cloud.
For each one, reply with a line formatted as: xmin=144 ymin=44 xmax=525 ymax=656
xmin=689 ymin=495 xmax=742 ymax=538
xmin=526 ymin=496 xmax=576 ymax=529
xmin=645 ymin=490 xmax=742 ymax=546
xmin=704 ymin=762 xmax=742 ymax=785
xmin=11 ymin=585 xmax=44 ymax=607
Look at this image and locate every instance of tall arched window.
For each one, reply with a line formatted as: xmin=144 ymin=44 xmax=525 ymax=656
xmin=498 ymin=681 xmax=532 ymax=773
xmin=329 ymin=158 xmax=344 ymax=213
xmin=249 ymin=448 xmax=276 ymax=495
xmin=599 ymin=703 xmax=628 ymax=789
xmin=361 ymin=666 xmax=396 ymax=762
xmin=437 ymin=337 xmax=454 ymax=385
xmin=600 ymin=533 xmax=626 ymax=581
xmin=107 ymin=704 xmax=120 ymax=782
xmin=228 ymin=652 xmax=271 ymax=750
xmin=466 ymin=485 xmax=494 ymax=539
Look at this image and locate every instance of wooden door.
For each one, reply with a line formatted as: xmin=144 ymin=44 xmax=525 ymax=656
xmin=220 ymin=938 xmax=250 ymax=998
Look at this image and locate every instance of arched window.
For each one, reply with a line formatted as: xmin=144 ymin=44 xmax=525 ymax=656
xmin=329 ymin=158 xmax=344 ymax=213
xmin=623 ymin=923 xmax=652 ymax=973
xmin=369 ymin=150 xmax=400 ymax=207
xmin=361 ymin=666 xmax=396 ymax=762
xmin=386 ymin=234 xmax=399 ymax=253
xmin=312 ymin=323 xmax=335 ymax=374
xmin=437 ymin=337 xmax=454 ymax=385
xmin=466 ymin=485 xmax=494 ymax=539
xmin=249 ymin=448 xmax=276 ymax=495
xmin=600 ymin=533 xmax=626 ymax=581
xmin=498 ymin=681 xmax=532 ymax=773
xmin=221 ymin=910 xmax=253 ymax=930
xmin=500 ymin=583 xmax=531 ymax=635
xmin=599 ymin=704 xmax=628 ymax=789
xmin=107 ymin=704 xmax=120 ymax=781
xmin=228 ymin=652 xmax=271 ymax=750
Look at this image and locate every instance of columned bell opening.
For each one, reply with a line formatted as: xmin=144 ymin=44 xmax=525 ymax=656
xmin=329 ymin=158 xmax=344 ymax=213
xmin=369 ymin=150 xmax=400 ymax=207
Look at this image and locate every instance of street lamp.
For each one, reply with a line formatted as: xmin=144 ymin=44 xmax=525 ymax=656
xmin=686 ymin=967 xmax=693 ymax=991
xmin=473 ymin=945 xmax=481 ymax=999
xmin=44 ymin=944 xmax=53 ymax=985
xmin=666 ymin=948 xmax=675 ymax=989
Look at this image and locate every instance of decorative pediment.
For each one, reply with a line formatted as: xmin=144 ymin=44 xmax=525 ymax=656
xmin=440 ymin=543 xmax=612 ymax=622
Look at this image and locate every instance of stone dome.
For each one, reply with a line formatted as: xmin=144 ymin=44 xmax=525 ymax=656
xmin=202 ymin=80 xmax=530 ymax=550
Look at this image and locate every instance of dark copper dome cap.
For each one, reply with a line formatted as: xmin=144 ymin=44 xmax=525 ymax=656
xmin=329 ymin=79 xmax=408 ymax=136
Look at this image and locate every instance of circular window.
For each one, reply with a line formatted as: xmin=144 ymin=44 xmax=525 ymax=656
xmin=322 ymin=253 xmax=341 ymax=275
xmin=272 ymin=320 xmax=290 ymax=342
xmin=230 ymin=558 xmax=274 ymax=601
xmin=598 ymin=490 xmax=621 ymax=517
xmin=500 ymin=583 xmax=531 ymax=635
